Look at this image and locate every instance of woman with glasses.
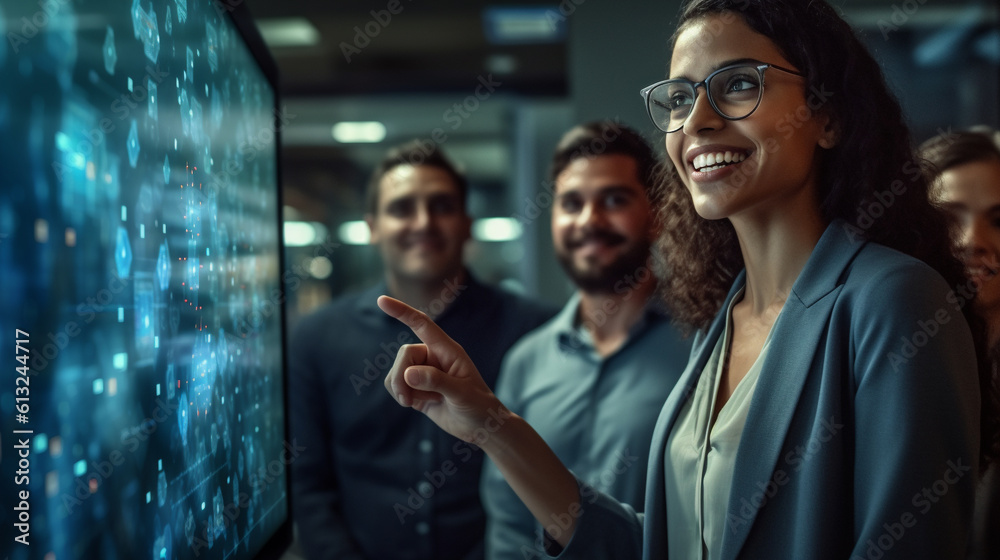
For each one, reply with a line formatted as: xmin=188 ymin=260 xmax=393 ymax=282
xmin=376 ymin=0 xmax=995 ymax=558
xmin=919 ymin=127 xmax=1000 ymax=560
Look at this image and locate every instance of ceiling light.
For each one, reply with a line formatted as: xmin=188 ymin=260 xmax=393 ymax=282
xmin=257 ymin=18 xmax=320 ymax=48
xmin=338 ymin=221 xmax=371 ymax=245
xmin=473 ymin=217 xmax=522 ymax=242
xmin=332 ymin=122 xmax=386 ymax=143
xmin=284 ymin=221 xmax=328 ymax=247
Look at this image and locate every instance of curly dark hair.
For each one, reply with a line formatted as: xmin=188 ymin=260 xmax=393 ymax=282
xmin=654 ymin=0 xmax=997 ymax=467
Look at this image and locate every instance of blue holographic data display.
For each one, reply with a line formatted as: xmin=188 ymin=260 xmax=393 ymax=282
xmin=0 ymin=1 xmax=288 ymax=558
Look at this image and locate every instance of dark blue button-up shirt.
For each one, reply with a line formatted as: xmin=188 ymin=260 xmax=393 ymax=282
xmin=290 ymin=273 xmax=556 ymax=560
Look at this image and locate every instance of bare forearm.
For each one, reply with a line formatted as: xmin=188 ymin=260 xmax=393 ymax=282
xmin=480 ymin=412 xmax=581 ymax=548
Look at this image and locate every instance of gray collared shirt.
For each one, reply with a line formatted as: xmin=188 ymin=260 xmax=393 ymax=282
xmin=481 ymin=293 xmax=692 ymax=559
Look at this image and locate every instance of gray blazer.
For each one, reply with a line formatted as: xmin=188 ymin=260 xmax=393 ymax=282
xmin=553 ymin=220 xmax=980 ymax=560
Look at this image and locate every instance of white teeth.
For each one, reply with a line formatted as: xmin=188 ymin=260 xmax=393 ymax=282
xmin=693 ymin=151 xmax=746 ymax=172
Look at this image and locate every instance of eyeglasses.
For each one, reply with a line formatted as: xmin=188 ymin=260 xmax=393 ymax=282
xmin=639 ymin=62 xmax=804 ymax=133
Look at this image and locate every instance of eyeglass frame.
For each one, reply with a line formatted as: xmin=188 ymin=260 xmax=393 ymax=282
xmin=639 ymin=62 xmax=805 ymax=133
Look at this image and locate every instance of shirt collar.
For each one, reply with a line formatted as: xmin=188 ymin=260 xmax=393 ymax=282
xmin=555 ymin=291 xmax=671 ymax=355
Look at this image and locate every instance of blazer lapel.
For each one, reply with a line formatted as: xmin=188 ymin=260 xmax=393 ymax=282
xmin=643 ymin=271 xmax=745 ymax=559
xmin=719 ymin=220 xmax=866 ymax=560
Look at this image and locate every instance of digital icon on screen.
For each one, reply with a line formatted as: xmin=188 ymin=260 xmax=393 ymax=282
xmin=149 ymin=78 xmax=158 ymax=121
xmin=207 ymin=22 xmax=219 ymax=73
xmin=132 ymin=0 xmax=161 ymax=63
xmin=157 ymin=242 xmax=171 ymax=290
xmin=115 ymin=226 xmax=133 ymax=278
xmin=157 ymin=471 xmax=168 ymax=507
xmin=127 ymin=119 xmax=140 ymax=167
xmin=103 ymin=26 xmax=117 ymax=75
xmin=178 ymin=392 xmax=189 ymax=445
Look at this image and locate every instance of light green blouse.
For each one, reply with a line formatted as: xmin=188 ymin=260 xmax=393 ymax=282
xmin=664 ymin=288 xmax=777 ymax=560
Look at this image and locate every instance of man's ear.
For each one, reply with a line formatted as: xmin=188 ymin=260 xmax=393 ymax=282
xmin=364 ymin=213 xmax=379 ymax=244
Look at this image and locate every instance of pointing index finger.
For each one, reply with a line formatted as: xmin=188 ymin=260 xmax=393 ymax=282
xmin=377 ymin=295 xmax=455 ymax=348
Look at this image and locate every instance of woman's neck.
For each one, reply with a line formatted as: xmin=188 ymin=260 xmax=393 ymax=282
xmin=730 ymin=205 xmax=827 ymax=318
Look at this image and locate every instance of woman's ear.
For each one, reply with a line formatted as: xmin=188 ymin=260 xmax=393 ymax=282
xmin=817 ymin=114 xmax=840 ymax=149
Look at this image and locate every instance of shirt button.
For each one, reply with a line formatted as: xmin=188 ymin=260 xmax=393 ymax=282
xmin=416 ymin=522 xmax=430 ymax=535
xmin=419 ymin=439 xmax=433 ymax=453
xmin=417 ymin=481 xmax=434 ymax=497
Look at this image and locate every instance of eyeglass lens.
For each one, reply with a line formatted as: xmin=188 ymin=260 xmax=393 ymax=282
xmin=650 ymin=66 xmax=764 ymax=132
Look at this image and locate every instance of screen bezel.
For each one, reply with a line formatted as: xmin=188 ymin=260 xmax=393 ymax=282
xmin=220 ymin=3 xmax=292 ymax=559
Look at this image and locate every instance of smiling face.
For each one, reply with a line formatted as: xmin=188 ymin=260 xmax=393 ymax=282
xmin=935 ymin=158 xmax=1000 ymax=318
xmin=665 ymin=13 xmax=837 ymax=223
xmin=366 ymin=164 xmax=471 ymax=286
xmin=552 ymin=154 xmax=655 ymax=294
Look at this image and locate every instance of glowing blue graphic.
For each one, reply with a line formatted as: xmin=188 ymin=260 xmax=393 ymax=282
xmin=186 ymin=188 xmax=203 ymax=236
xmin=103 ymin=26 xmax=116 ymax=75
xmin=157 ymin=471 xmax=167 ymax=507
xmin=166 ymin=364 xmax=176 ymax=400
xmin=203 ymin=137 xmax=211 ymax=173
xmin=157 ymin=242 xmax=170 ymax=290
xmin=132 ymin=0 xmax=160 ymax=63
xmin=187 ymin=255 xmax=200 ymax=291
xmin=184 ymin=508 xmax=195 ymax=545
xmin=134 ymin=275 xmax=155 ymax=363
xmin=178 ymin=391 xmax=189 ymax=445
xmin=1 ymin=1 xmax=290 ymax=555
xmin=148 ymin=79 xmax=157 ymax=122
xmin=127 ymin=119 xmax=140 ymax=167
xmin=213 ymin=487 xmax=226 ymax=538
xmin=153 ymin=524 xmax=171 ymax=560
xmin=115 ymin=226 xmax=132 ymax=278
xmin=191 ymin=331 xmax=216 ymax=414
xmin=206 ymin=22 xmax=218 ymax=73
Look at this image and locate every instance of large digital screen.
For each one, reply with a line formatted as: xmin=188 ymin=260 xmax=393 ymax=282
xmin=0 ymin=0 xmax=290 ymax=558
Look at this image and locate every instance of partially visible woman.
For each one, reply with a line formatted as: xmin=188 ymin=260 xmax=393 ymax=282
xmin=920 ymin=127 xmax=1000 ymax=560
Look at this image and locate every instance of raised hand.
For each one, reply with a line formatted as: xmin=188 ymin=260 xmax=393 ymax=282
xmin=377 ymin=295 xmax=507 ymax=443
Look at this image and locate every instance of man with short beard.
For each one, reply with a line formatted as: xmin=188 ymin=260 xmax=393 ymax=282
xmin=480 ymin=121 xmax=691 ymax=560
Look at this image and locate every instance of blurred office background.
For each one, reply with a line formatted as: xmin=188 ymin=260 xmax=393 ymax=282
xmin=251 ymin=0 xmax=1000 ymax=333
xmin=254 ymin=1 xmax=998 ymax=558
